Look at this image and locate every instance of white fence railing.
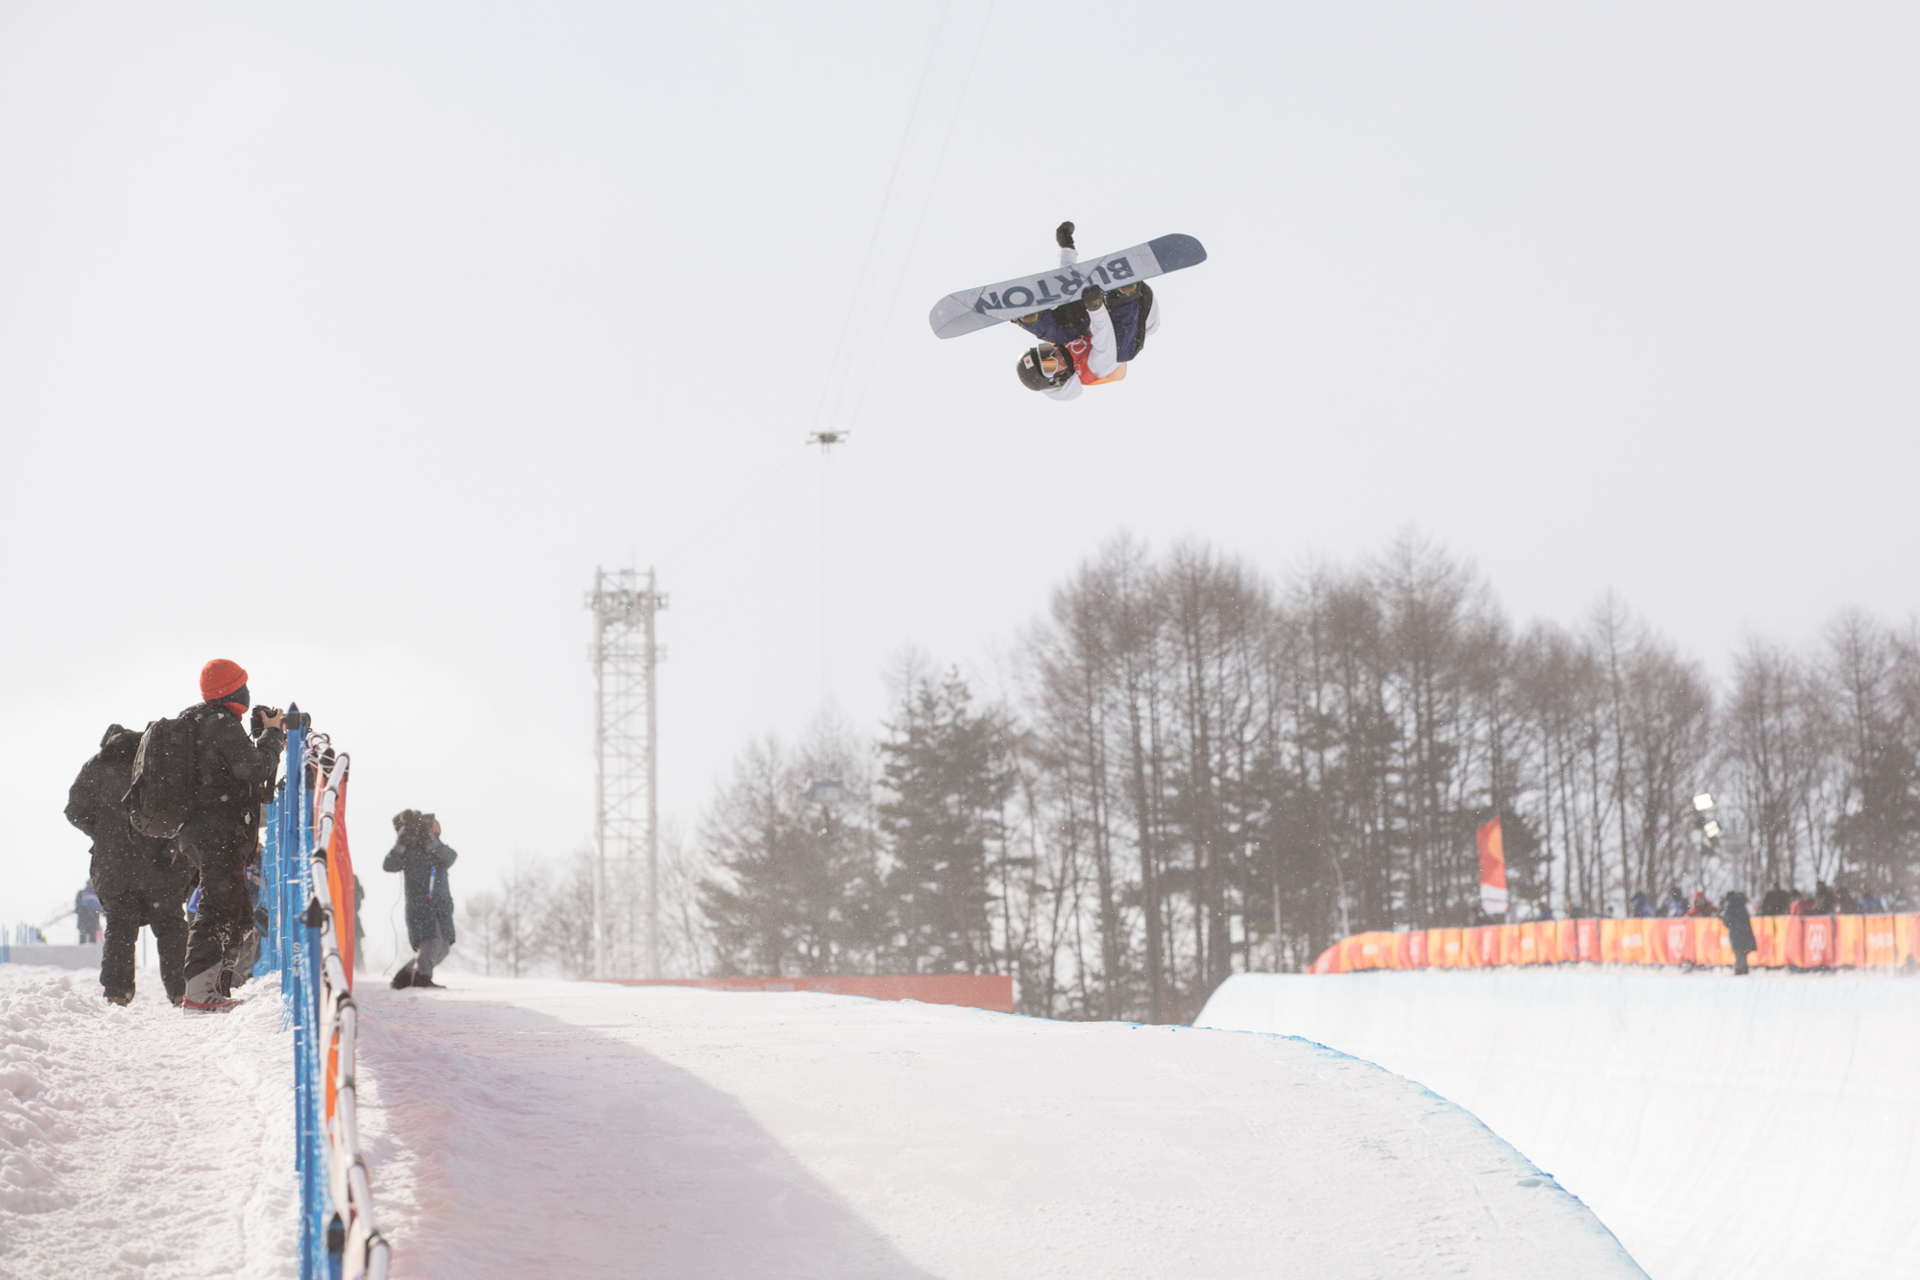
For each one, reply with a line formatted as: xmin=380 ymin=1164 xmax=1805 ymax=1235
xmin=262 ymin=722 xmax=390 ymax=1280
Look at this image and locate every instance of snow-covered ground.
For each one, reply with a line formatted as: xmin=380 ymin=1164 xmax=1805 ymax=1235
xmin=0 ymin=964 xmax=297 ymax=1279
xmin=1197 ymin=969 xmax=1920 ymax=1280
xmin=353 ymin=976 xmax=1642 ymax=1278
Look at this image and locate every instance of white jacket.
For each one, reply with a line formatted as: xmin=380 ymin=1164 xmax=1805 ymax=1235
xmin=1042 ymin=246 xmax=1161 ymax=402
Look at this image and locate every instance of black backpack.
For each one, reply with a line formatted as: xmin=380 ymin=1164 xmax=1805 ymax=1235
xmin=124 ymin=714 xmax=200 ymax=839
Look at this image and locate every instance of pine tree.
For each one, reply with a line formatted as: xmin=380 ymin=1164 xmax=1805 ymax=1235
xmin=698 ymin=720 xmax=876 ymax=976
xmin=878 ymin=670 xmax=1014 ymax=974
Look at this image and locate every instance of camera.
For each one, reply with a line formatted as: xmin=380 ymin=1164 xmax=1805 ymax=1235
xmin=251 ymin=704 xmax=312 ymax=735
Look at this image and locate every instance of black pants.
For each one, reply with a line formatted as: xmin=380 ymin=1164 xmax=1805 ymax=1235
xmin=98 ymin=882 xmax=189 ymax=1002
xmin=179 ymin=818 xmax=255 ymax=1001
xmin=414 ymin=926 xmax=451 ymax=980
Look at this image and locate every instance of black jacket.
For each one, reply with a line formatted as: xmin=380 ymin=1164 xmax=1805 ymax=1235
xmin=1721 ymin=891 xmax=1756 ymax=956
xmin=176 ymin=702 xmax=285 ymax=856
xmin=385 ymin=835 xmax=457 ymax=949
xmin=66 ymin=724 xmax=185 ymax=901
xmin=1756 ymin=887 xmax=1793 ymax=916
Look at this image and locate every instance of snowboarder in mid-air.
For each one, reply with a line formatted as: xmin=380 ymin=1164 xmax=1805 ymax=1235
xmin=925 ymin=222 xmax=1202 ymax=392
xmin=1012 ymin=222 xmax=1160 ymax=400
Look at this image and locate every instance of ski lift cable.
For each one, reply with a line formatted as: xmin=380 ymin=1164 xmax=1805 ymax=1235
xmin=846 ymin=0 xmax=994 ymax=434
xmin=808 ymin=0 xmax=955 ymax=438
xmin=628 ymin=7 xmax=950 ymax=590
xmin=818 ymin=0 xmax=953 ymax=433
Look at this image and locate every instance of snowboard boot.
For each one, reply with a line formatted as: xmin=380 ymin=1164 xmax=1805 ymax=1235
xmin=390 ymin=959 xmax=417 ymax=989
xmin=105 ymin=992 xmax=133 ymax=1007
xmin=412 ymin=974 xmax=446 ymax=989
xmin=183 ymin=995 xmax=244 ymax=1013
xmin=183 ymin=961 xmax=223 ymax=1010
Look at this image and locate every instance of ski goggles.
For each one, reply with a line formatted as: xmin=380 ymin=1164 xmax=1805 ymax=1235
xmin=1036 ymin=342 xmax=1071 ymax=381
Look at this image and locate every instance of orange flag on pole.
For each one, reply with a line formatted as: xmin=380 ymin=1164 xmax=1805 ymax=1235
xmin=1477 ymin=816 xmax=1508 ymax=918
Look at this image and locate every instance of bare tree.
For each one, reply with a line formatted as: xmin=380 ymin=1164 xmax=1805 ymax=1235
xmin=538 ymin=851 xmax=596 ymax=979
xmin=493 ymin=860 xmax=548 ymax=978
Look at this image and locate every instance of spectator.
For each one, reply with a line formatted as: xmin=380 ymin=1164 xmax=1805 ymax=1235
xmin=1629 ymin=890 xmax=1654 ymax=918
xmin=1836 ymin=884 xmax=1862 ymax=914
xmin=75 ymin=881 xmax=102 ymax=944
xmin=65 ymin=723 xmax=196 ymax=1005
xmin=353 ymin=873 xmax=367 ymax=972
xmin=1660 ymin=886 xmax=1688 ymax=917
xmin=1686 ymin=891 xmax=1718 ymax=918
xmin=385 ymin=810 xmax=458 ymax=989
xmin=1721 ymin=891 xmax=1756 ymax=976
xmin=1858 ymin=889 xmax=1886 ymax=913
xmin=176 ymin=660 xmax=285 ymax=1013
xmin=1756 ymin=884 xmax=1793 ymax=916
xmin=1811 ymin=881 xmax=1837 ymax=915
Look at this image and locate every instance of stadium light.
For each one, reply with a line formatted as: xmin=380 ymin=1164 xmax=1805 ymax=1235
xmin=1691 ymin=792 xmax=1723 ymax=847
xmin=804 ymin=778 xmax=846 ymax=806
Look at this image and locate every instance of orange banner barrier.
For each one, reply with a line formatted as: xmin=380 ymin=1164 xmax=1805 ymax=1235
xmin=1864 ymin=915 xmax=1899 ymax=967
xmin=599 ymin=974 xmax=1017 ymax=1013
xmin=1308 ymin=914 xmax=1920 ymax=976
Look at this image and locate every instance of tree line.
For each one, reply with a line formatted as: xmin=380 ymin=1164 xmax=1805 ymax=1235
xmin=517 ymin=532 xmax=1920 ymax=1023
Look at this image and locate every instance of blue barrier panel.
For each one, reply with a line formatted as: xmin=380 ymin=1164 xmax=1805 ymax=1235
xmin=259 ymin=725 xmax=327 ymax=1280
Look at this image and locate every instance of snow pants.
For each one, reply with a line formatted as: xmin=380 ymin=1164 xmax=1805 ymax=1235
xmin=414 ymin=928 xmax=450 ymax=981
xmin=179 ymin=820 xmax=255 ymax=1007
xmin=98 ymin=882 xmax=189 ymax=1003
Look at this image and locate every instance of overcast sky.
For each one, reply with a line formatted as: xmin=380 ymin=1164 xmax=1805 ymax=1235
xmin=3 ymin=3 xmax=1915 ymax=960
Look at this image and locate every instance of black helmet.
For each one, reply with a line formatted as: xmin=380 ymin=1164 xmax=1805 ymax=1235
xmin=1016 ymin=343 xmax=1074 ymax=391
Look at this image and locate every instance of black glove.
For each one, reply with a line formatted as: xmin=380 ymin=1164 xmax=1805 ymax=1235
xmin=1081 ymin=283 xmax=1105 ymax=311
xmin=1056 ymin=221 xmax=1075 ymax=249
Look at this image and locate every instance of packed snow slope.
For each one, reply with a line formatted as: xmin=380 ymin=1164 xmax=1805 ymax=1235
xmin=353 ymin=976 xmax=1642 ymax=1278
xmin=1196 ymin=970 xmax=1920 ymax=1280
xmin=0 ymin=964 xmax=297 ymax=1279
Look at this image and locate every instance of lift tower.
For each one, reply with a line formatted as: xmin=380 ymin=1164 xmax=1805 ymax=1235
xmin=587 ymin=566 xmax=665 ymax=979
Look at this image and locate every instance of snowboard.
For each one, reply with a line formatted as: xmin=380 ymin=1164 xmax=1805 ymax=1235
xmin=927 ymin=234 xmax=1207 ymax=339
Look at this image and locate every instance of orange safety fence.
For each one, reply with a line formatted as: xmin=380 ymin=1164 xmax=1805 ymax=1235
xmin=1308 ymin=913 xmax=1920 ymax=975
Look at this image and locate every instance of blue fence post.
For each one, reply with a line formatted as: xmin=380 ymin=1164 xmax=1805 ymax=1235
xmin=253 ymin=774 xmax=282 ymax=985
xmin=274 ymin=724 xmax=316 ymax=1280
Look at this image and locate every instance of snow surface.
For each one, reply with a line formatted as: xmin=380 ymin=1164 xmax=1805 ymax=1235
xmin=0 ymin=964 xmax=297 ymax=1279
xmin=1196 ymin=969 xmax=1920 ymax=1280
xmin=353 ymin=976 xmax=1642 ymax=1278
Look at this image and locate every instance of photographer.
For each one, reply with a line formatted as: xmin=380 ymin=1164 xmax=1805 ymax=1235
xmin=385 ymin=809 xmax=457 ymax=988
xmin=177 ymin=659 xmax=285 ymax=1012
xmin=65 ymin=724 xmax=196 ymax=1004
